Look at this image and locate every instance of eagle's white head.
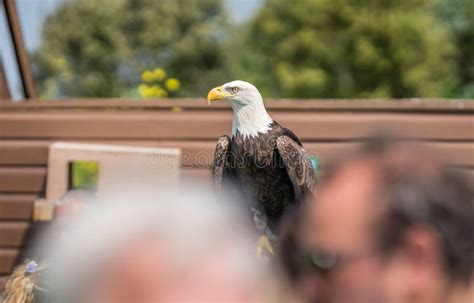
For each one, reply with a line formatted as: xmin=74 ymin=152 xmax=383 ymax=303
xmin=207 ymin=80 xmax=273 ymax=138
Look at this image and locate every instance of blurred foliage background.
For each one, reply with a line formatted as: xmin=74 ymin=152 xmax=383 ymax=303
xmin=30 ymin=0 xmax=473 ymax=99
xmin=69 ymin=161 xmax=99 ymax=190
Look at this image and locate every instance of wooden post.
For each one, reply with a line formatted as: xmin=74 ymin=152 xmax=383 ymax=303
xmin=3 ymin=0 xmax=37 ymax=99
xmin=0 ymin=61 xmax=10 ymax=99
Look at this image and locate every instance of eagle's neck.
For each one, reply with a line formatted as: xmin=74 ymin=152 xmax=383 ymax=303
xmin=231 ymin=102 xmax=273 ymax=139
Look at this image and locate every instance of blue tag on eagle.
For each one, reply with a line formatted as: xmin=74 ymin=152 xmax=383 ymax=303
xmin=310 ymin=155 xmax=319 ymax=175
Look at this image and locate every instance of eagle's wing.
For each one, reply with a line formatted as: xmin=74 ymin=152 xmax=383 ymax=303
xmin=212 ymin=135 xmax=234 ymax=189
xmin=276 ymin=135 xmax=316 ymax=202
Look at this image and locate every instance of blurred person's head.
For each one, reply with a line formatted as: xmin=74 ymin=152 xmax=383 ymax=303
xmin=36 ymin=185 xmax=264 ymax=303
xmin=54 ymin=188 xmax=96 ymax=225
xmin=285 ymin=136 xmax=473 ymax=303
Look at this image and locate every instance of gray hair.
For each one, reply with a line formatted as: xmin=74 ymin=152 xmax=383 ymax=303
xmin=36 ymin=184 xmax=261 ymax=302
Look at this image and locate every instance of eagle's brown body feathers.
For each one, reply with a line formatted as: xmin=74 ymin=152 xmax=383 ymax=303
xmin=213 ymin=121 xmax=315 ymax=227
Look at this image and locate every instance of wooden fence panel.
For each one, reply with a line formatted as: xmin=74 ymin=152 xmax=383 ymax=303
xmin=0 ymin=222 xmax=29 ymax=247
xmin=0 ymin=249 xmax=18 ymax=274
xmin=0 ymin=99 xmax=472 ymax=276
xmin=0 ymin=194 xmax=35 ymax=220
xmin=1 ymin=140 xmax=473 ymax=168
xmin=1 ymin=111 xmax=473 ymax=140
xmin=0 ymin=167 xmax=46 ymax=193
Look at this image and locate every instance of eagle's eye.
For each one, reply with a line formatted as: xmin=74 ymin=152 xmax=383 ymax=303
xmin=231 ymin=87 xmax=239 ymax=94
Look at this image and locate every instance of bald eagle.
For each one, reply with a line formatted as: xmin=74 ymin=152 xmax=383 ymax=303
xmin=207 ymin=80 xmax=316 ymax=256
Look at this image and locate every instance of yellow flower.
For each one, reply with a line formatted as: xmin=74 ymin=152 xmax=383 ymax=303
xmin=141 ymin=70 xmax=154 ymax=83
xmin=153 ymin=68 xmax=166 ymax=81
xmin=138 ymin=84 xmax=148 ymax=96
xmin=151 ymin=85 xmax=160 ymax=97
xmin=158 ymin=87 xmax=168 ymax=97
xmin=165 ymin=78 xmax=180 ymax=92
xmin=149 ymin=85 xmax=167 ymax=98
xmin=138 ymin=84 xmax=155 ymax=97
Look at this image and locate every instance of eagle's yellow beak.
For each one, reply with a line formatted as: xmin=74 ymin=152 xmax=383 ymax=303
xmin=207 ymin=86 xmax=232 ymax=105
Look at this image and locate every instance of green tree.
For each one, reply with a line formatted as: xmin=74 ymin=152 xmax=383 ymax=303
xmin=221 ymin=22 xmax=276 ymax=97
xmin=33 ymin=0 xmax=230 ymax=98
xmin=433 ymin=0 xmax=474 ymax=97
xmin=247 ymin=0 xmax=457 ymax=98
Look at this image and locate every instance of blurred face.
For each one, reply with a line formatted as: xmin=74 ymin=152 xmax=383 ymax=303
xmin=86 ymin=238 xmax=173 ymax=303
xmin=85 ymin=235 xmax=257 ymax=303
xmin=297 ymin=162 xmax=396 ymax=303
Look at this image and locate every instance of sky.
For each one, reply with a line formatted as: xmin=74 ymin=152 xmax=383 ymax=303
xmin=1 ymin=0 xmax=263 ymax=100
